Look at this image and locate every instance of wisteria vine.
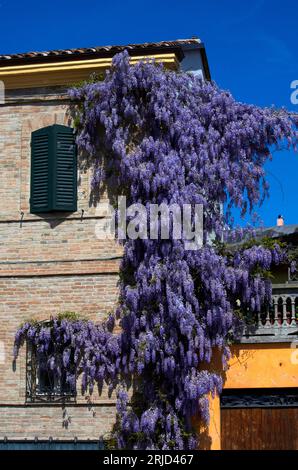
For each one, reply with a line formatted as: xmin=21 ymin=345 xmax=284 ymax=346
xmin=14 ymin=51 xmax=298 ymax=449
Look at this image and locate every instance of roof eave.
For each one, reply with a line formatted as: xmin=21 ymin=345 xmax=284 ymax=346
xmin=0 ymin=43 xmax=186 ymax=68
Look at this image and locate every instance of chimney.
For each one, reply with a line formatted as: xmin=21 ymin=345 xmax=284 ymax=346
xmin=277 ymin=214 xmax=284 ymax=227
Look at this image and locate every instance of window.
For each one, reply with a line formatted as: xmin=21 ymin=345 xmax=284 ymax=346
xmin=289 ymin=266 xmax=298 ymax=282
xmin=26 ymin=343 xmax=76 ymax=403
xmin=30 ymin=124 xmax=77 ymax=213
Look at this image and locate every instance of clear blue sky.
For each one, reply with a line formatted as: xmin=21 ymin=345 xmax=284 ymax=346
xmin=0 ymin=0 xmax=297 ymax=227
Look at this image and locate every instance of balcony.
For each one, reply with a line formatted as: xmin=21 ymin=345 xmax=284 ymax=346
xmin=240 ymin=282 xmax=298 ymax=343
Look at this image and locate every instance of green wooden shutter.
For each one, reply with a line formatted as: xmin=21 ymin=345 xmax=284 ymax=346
xmin=30 ymin=127 xmax=51 ymax=213
xmin=53 ymin=125 xmax=77 ymax=211
xmin=30 ymin=125 xmax=77 ymax=213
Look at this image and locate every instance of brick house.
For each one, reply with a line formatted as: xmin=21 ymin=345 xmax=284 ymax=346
xmin=0 ymin=38 xmax=210 ymax=449
xmin=0 ymin=37 xmax=297 ymax=451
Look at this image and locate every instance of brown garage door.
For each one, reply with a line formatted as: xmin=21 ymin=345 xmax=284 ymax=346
xmin=221 ymin=389 xmax=298 ymax=450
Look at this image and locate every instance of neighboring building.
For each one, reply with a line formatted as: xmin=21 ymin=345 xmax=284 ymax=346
xmin=202 ymin=226 xmax=298 ymax=450
xmin=0 ymin=38 xmax=210 ymax=449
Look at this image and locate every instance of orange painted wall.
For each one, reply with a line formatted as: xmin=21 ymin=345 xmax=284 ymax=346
xmin=199 ymin=343 xmax=298 ymax=450
xmin=226 ymin=343 xmax=298 ymax=389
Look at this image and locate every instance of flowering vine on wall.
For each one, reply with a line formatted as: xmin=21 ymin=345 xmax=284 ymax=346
xmin=14 ymin=52 xmax=298 ymax=449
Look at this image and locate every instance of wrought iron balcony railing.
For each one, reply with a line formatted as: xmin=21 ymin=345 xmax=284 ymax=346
xmin=240 ymin=283 xmax=298 ymax=343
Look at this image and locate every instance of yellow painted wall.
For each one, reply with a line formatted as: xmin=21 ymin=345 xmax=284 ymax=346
xmin=0 ymin=53 xmax=179 ymax=90
xmin=199 ymin=343 xmax=298 ymax=450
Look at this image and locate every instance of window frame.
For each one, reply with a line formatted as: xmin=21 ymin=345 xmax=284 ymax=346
xmin=30 ymin=124 xmax=78 ymax=214
xmin=25 ymin=341 xmax=76 ymax=404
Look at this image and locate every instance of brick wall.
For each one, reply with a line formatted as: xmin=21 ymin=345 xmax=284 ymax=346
xmin=0 ymin=88 xmax=121 ymax=441
xmin=0 ymin=406 xmax=116 ymax=440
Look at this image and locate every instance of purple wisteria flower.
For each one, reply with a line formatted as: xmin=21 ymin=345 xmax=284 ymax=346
xmin=15 ymin=51 xmax=298 ymax=450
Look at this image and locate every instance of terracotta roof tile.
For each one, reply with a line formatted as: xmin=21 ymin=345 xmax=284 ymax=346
xmin=0 ymin=38 xmax=202 ymax=66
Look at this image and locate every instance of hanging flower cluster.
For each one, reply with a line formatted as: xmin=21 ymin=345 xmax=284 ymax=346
xmin=15 ymin=51 xmax=297 ymax=449
xmin=14 ymin=314 xmax=120 ymax=395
